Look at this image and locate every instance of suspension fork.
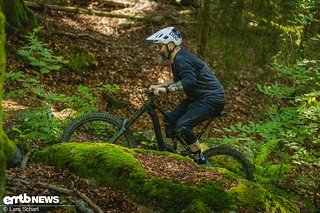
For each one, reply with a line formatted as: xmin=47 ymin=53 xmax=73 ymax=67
xmin=109 ymin=105 xmax=146 ymax=144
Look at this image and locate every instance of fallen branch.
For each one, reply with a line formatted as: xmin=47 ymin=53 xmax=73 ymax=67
xmin=75 ymin=199 xmax=94 ymax=213
xmin=24 ymin=1 xmax=162 ymax=22
xmin=74 ymin=190 xmax=104 ymax=213
xmin=20 ymin=151 xmax=34 ymax=170
xmin=6 ymin=175 xmax=30 ymax=185
xmin=52 ymin=31 xmax=111 ymax=46
xmin=102 ymin=0 xmax=134 ymax=8
xmin=6 ymin=175 xmax=103 ymax=213
xmin=37 ymin=181 xmax=74 ymax=195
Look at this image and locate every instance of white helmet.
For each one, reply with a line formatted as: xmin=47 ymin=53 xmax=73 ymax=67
xmin=146 ymin=27 xmax=182 ymax=46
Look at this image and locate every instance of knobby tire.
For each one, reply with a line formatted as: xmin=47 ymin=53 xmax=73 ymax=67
xmin=203 ymin=146 xmax=254 ymax=181
xmin=60 ymin=112 xmax=136 ymax=148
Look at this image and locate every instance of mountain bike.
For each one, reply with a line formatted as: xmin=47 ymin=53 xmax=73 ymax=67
xmin=61 ymin=91 xmax=254 ymax=181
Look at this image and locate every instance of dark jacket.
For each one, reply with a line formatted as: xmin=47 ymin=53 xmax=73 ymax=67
xmin=172 ymin=48 xmax=225 ymax=103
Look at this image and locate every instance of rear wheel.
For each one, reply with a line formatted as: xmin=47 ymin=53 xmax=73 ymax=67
xmin=60 ymin=112 xmax=136 ymax=148
xmin=203 ymin=146 xmax=254 ymax=181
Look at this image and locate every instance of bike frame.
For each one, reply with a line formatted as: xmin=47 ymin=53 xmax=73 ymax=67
xmin=108 ymin=91 xmax=219 ymax=152
xmin=108 ymin=92 xmax=168 ymax=150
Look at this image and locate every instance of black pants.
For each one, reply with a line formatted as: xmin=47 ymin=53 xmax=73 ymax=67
xmin=165 ymin=96 xmax=224 ymax=145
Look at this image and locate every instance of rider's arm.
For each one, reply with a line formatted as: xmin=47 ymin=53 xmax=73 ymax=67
xmin=167 ymin=58 xmax=197 ymax=93
xmin=167 ymin=81 xmax=184 ymax=92
xmin=149 ymin=80 xmax=174 ymax=90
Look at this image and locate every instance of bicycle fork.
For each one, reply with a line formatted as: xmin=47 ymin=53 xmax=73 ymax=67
xmin=108 ymin=119 xmax=127 ymax=144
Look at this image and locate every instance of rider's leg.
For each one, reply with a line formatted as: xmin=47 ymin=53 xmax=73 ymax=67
xmin=188 ymin=139 xmax=207 ymax=164
xmin=174 ymin=98 xmax=224 ymax=164
xmin=177 ymin=130 xmax=207 ymax=164
xmin=164 ymin=99 xmax=194 ymax=138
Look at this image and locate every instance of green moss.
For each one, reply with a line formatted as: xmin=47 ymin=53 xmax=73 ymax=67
xmin=33 ymin=143 xmax=147 ymax=189
xmin=34 ymin=143 xmax=235 ymax=211
xmin=2 ymin=134 xmax=15 ymax=160
xmin=67 ymin=45 xmax=95 ymax=72
xmin=0 ymin=10 xmax=16 ymax=203
xmin=130 ymin=178 xmax=235 ymax=212
xmin=230 ymin=181 xmax=299 ymax=213
xmin=2 ymin=0 xmax=38 ymax=34
xmin=34 ymin=143 xmax=298 ymax=212
xmin=0 ymin=11 xmax=6 ymax=203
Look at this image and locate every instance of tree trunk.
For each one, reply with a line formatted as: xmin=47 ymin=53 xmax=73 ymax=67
xmin=0 ymin=10 xmax=6 ymax=203
xmin=196 ymin=0 xmax=211 ymax=58
xmin=0 ymin=10 xmax=16 ymax=204
xmin=0 ymin=0 xmax=38 ymax=34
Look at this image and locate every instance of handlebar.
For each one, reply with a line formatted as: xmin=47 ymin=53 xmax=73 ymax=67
xmin=144 ymin=90 xmax=155 ymax=98
xmin=136 ymin=89 xmax=156 ymax=102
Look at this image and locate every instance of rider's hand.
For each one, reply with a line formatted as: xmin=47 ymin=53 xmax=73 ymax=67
xmin=149 ymin=84 xmax=162 ymax=90
xmin=153 ymin=87 xmax=167 ymax=96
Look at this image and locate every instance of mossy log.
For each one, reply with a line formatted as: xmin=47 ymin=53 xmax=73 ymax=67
xmin=33 ymin=143 xmax=299 ymax=212
xmin=0 ymin=11 xmax=6 ymax=203
xmin=0 ymin=11 xmax=16 ymax=203
xmin=24 ymin=1 xmax=159 ymax=22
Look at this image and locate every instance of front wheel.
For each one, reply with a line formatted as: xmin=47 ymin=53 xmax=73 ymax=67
xmin=60 ymin=112 xmax=136 ymax=148
xmin=203 ymin=146 xmax=254 ymax=181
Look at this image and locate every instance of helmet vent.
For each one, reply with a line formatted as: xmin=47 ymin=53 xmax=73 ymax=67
xmin=146 ymin=27 xmax=182 ymax=45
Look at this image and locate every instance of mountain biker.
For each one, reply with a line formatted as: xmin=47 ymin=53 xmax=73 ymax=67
xmin=146 ymin=26 xmax=225 ymax=165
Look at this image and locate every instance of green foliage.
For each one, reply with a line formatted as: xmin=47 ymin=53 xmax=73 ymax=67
xmin=4 ymin=69 xmax=120 ymax=144
xmin=214 ymin=58 xmax=319 ymax=207
xmin=66 ymin=85 xmax=100 ymax=113
xmin=58 ymin=84 xmax=120 ymax=115
xmin=230 ymin=182 xmax=299 ymax=213
xmin=257 ymin=84 xmax=295 ymax=99
xmin=4 ymin=70 xmax=24 ymax=81
xmin=193 ymin=0 xmax=320 ymax=80
xmin=311 ymin=34 xmax=320 ymax=41
xmin=5 ymin=83 xmax=104 ymax=144
xmin=17 ymin=27 xmax=68 ymax=74
xmin=10 ymin=102 xmax=65 ymax=143
xmin=213 ymin=2 xmax=320 ymax=200
xmin=135 ymin=130 xmax=157 ymax=149
xmin=67 ymin=45 xmax=96 ymax=72
xmin=102 ymin=84 xmax=120 ymax=93
xmin=5 ymin=29 xmax=121 ymax=142
xmin=4 ymin=71 xmax=40 ymax=99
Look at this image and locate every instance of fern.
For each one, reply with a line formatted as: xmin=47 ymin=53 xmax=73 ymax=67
xmin=256 ymin=139 xmax=279 ymax=165
xmin=17 ymin=27 xmax=68 ymax=75
xmin=257 ymin=84 xmax=296 ymax=98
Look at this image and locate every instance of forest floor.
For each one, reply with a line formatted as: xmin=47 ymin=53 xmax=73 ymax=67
xmin=3 ymin=0 xmax=295 ymax=212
